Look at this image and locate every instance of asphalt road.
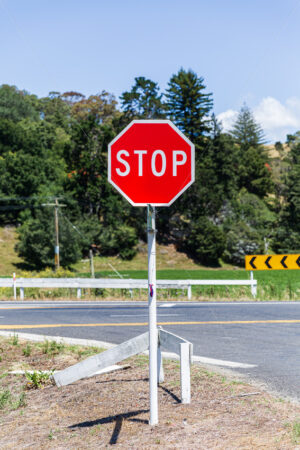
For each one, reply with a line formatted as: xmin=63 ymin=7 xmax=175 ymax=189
xmin=0 ymin=301 xmax=299 ymax=401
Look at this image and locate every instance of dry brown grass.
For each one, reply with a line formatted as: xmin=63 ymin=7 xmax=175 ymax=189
xmin=0 ymin=337 xmax=299 ymax=448
xmin=0 ymin=226 xmax=211 ymax=277
xmin=0 ymin=226 xmax=23 ymax=276
xmin=74 ymin=243 xmax=209 ymax=273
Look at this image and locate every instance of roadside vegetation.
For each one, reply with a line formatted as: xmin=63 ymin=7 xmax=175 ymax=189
xmin=1 ymin=229 xmax=300 ymax=301
xmin=0 ymin=76 xmax=299 ymax=275
xmin=0 ymin=335 xmax=299 ymax=447
xmin=1 ymin=77 xmax=300 ymax=302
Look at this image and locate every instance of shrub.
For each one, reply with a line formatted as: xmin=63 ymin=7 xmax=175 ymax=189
xmin=184 ymin=216 xmax=225 ymax=266
xmin=99 ymin=224 xmax=138 ymax=260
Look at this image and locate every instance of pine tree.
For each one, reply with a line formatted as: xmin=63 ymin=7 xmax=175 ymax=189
xmin=230 ymin=104 xmax=265 ymax=150
xmin=166 ymin=69 xmax=213 ymax=142
xmin=120 ymin=77 xmax=165 ymax=119
xmin=230 ymin=104 xmax=272 ymax=197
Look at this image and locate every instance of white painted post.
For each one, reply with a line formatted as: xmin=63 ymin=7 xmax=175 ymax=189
xmin=250 ymin=271 xmax=256 ymax=298
xmin=147 ymin=205 xmax=158 ymax=425
xmin=180 ymin=342 xmax=191 ymax=404
xmin=20 ymin=287 xmax=24 ymax=300
xmin=77 ymin=288 xmax=81 ymax=299
xmin=13 ymin=273 xmax=17 ymax=300
xmin=157 ymin=342 xmax=164 ymax=383
xmin=187 ymin=284 xmax=192 ymax=300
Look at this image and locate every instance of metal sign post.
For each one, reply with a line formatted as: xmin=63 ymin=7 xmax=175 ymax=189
xmin=147 ymin=204 xmax=158 ymax=425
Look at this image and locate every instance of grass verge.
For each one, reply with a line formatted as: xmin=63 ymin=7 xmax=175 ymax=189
xmin=0 ymin=335 xmax=299 ymax=448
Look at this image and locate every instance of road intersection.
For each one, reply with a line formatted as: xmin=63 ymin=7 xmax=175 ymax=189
xmin=0 ymin=300 xmax=299 ymax=402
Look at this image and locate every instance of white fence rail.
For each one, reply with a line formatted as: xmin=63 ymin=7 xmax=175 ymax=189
xmin=0 ymin=275 xmax=257 ymax=299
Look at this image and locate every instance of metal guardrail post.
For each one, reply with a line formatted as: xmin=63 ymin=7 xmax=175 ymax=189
xmin=250 ymin=271 xmax=257 ymax=298
xmin=180 ymin=342 xmax=191 ymax=404
xmin=157 ymin=340 xmax=164 ymax=383
xmin=13 ymin=273 xmax=17 ymax=300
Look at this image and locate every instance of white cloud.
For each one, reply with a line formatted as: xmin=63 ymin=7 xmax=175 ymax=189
xmin=217 ymin=97 xmax=300 ymax=143
xmin=217 ymin=109 xmax=238 ymax=131
xmin=254 ymin=97 xmax=299 ymax=129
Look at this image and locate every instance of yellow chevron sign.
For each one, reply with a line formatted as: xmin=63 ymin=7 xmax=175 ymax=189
xmin=245 ymin=254 xmax=300 ymax=270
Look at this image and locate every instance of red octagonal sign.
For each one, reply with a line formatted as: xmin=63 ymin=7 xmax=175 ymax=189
xmin=108 ymin=120 xmax=195 ymax=206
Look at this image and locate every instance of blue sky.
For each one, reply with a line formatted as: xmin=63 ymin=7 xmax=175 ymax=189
xmin=1 ymin=0 xmax=300 ymax=142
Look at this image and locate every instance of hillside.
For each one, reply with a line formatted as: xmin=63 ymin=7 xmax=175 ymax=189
xmin=0 ymin=226 xmax=225 ymax=277
xmin=0 ymin=226 xmax=24 ymax=275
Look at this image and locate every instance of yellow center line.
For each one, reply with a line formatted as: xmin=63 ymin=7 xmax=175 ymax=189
xmin=0 ymin=319 xmax=299 ymax=330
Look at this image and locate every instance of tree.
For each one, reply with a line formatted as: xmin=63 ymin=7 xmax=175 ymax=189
xmin=71 ymin=91 xmax=118 ymax=124
xmin=166 ymin=69 xmax=213 ymax=142
xmin=16 ymin=208 xmax=81 ymax=269
xmin=120 ymin=77 xmax=165 ymax=119
xmin=223 ymin=222 xmax=264 ymax=266
xmin=272 ymin=142 xmax=300 ymax=252
xmin=230 ymin=105 xmax=273 ymax=197
xmin=38 ymin=92 xmax=72 ymax=130
xmin=207 ymin=132 xmax=239 ymax=199
xmin=238 ymin=146 xmax=273 ymax=197
xmin=230 ymin=104 xmax=265 ymax=150
xmin=0 ymin=120 xmax=67 ymax=223
xmin=0 ymin=85 xmax=39 ymax=122
xmin=222 ymin=190 xmax=276 ymax=265
xmin=65 ymin=116 xmax=116 ymax=216
xmin=183 ymin=216 xmax=225 ymax=265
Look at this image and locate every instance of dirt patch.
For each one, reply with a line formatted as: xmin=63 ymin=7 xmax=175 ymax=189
xmin=0 ymin=337 xmax=299 ymax=448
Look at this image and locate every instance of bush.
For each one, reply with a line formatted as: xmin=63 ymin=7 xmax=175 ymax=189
xmin=223 ymin=222 xmax=263 ymax=266
xmin=99 ymin=224 xmax=138 ymax=260
xmin=184 ymin=216 xmax=225 ymax=266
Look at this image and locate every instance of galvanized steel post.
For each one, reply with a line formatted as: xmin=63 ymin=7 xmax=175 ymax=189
xmin=147 ymin=204 xmax=158 ymax=425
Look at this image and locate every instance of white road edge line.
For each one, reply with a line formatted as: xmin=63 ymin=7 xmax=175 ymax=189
xmin=159 ymin=303 xmax=176 ymax=308
xmin=192 ymin=355 xmax=256 ymax=369
xmin=0 ymin=330 xmax=256 ymax=369
xmin=109 ymin=314 xmax=179 ymax=317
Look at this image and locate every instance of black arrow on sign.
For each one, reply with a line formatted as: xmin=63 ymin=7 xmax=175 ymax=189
xmin=280 ymin=256 xmax=288 ymax=268
xmin=296 ymin=256 xmax=300 ymax=268
xmin=249 ymin=256 xmax=257 ymax=269
xmin=265 ymin=256 xmax=272 ymax=269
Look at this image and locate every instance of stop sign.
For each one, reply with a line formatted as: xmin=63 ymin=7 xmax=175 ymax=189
xmin=108 ymin=120 xmax=195 ymax=206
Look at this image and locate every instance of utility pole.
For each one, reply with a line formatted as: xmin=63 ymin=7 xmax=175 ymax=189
xmin=42 ymin=198 xmax=66 ymax=272
xmin=89 ymin=248 xmax=95 ymax=278
xmin=54 ymin=198 xmax=60 ymax=270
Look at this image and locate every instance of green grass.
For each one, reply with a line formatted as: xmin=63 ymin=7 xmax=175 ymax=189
xmin=0 ymin=390 xmax=11 ymax=409
xmin=0 ymin=389 xmax=26 ymax=411
xmin=22 ymin=344 xmax=32 ymax=357
xmin=292 ymin=421 xmax=300 ymax=444
xmin=25 ymin=370 xmax=53 ymax=389
xmin=76 ymin=268 xmax=300 ymax=301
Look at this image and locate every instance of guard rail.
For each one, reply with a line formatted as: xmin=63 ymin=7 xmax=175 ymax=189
xmin=0 ymin=275 xmax=257 ymax=299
